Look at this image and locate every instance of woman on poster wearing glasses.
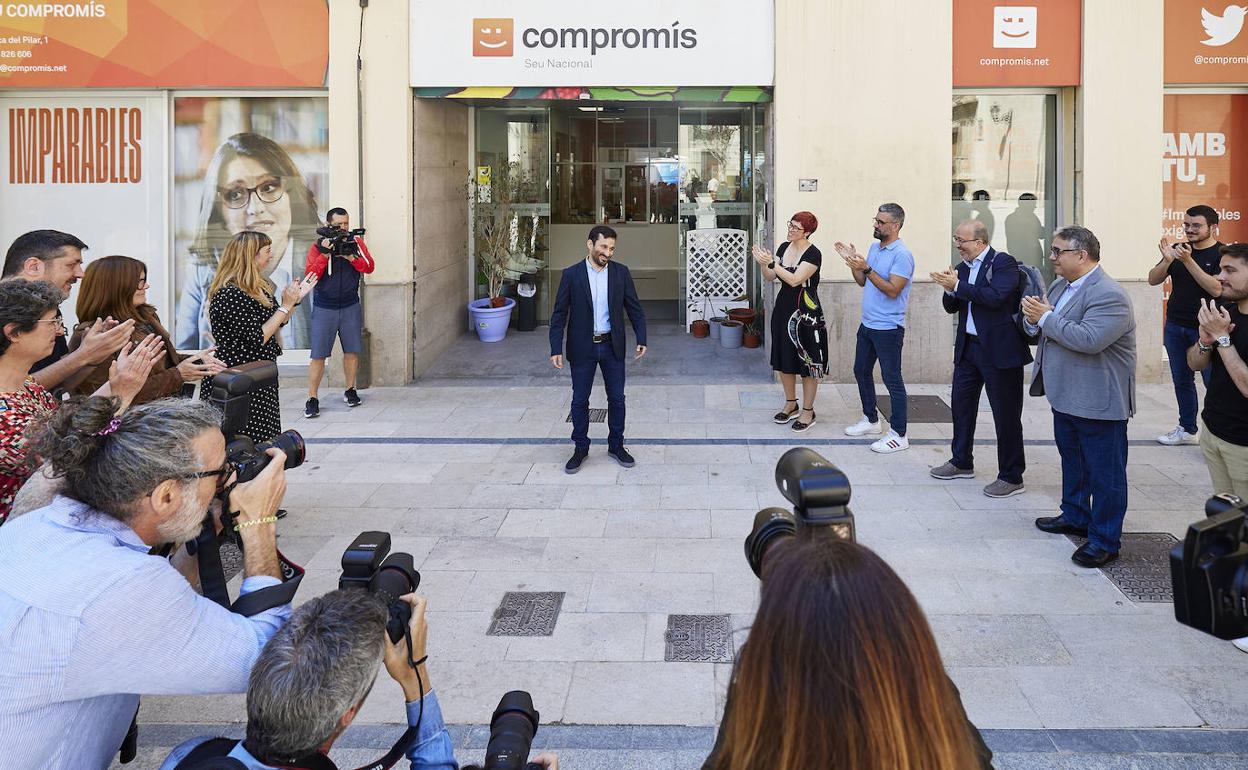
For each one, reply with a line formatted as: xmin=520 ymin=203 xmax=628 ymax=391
xmin=175 ymin=132 xmax=322 ymax=350
xmin=753 ymin=212 xmax=828 ymax=432
xmin=69 ymin=256 xmax=227 ymax=404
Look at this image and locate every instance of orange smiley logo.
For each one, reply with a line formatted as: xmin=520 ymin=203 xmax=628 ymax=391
xmin=473 ymin=18 xmax=514 ymax=57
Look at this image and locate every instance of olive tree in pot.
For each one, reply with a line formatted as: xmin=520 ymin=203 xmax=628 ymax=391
xmin=467 ymin=161 xmax=544 ymax=342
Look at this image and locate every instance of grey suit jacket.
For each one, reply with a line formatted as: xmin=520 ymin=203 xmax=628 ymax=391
xmin=1030 ymin=266 xmax=1137 ymax=421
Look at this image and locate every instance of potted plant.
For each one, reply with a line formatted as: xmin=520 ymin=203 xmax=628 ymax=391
xmin=690 ymin=319 xmax=710 ymax=337
xmin=743 ymin=321 xmax=762 ymax=348
xmin=720 ymin=319 xmax=744 ymax=348
xmin=727 ymin=307 xmax=756 ymax=327
xmin=467 ymin=161 xmax=543 ymax=342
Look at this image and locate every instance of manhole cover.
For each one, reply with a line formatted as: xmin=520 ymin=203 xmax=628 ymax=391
xmin=487 ymin=592 xmax=564 ymax=636
xmin=566 ymin=409 xmax=607 ymax=423
xmin=877 ymin=394 xmax=952 ymax=424
xmin=220 ymin=540 xmax=244 ymax=583
xmin=1067 ymin=532 xmax=1178 ymax=603
xmin=665 ymin=614 xmax=733 ymax=662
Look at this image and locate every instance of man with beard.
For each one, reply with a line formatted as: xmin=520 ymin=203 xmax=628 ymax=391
xmin=0 ymin=398 xmax=292 ymax=770
xmin=1149 ymin=205 xmax=1225 ymax=446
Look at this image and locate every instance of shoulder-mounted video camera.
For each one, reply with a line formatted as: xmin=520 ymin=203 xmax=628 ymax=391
xmin=316 ymin=224 xmax=366 ymax=257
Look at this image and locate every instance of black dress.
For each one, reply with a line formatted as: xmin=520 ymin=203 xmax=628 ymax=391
xmin=201 ymin=283 xmax=283 ymax=442
xmin=770 ymin=242 xmax=828 ymax=377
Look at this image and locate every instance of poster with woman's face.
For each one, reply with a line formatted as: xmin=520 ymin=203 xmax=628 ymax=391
xmin=172 ymin=97 xmax=329 ymax=350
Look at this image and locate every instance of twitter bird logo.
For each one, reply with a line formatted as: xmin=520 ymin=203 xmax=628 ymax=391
xmin=1201 ymin=5 xmax=1248 ymax=47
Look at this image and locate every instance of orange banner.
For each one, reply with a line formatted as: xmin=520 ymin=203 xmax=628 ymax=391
xmin=1165 ymin=0 xmax=1248 ymax=84
xmin=0 ymin=0 xmax=328 ymax=88
xmin=953 ymin=0 xmax=1081 ymax=87
xmin=1162 ymin=93 xmax=1248 ymax=243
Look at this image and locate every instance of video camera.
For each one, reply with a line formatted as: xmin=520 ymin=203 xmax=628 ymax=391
xmin=1171 ymin=493 xmax=1248 ymax=639
xmin=744 ymin=447 xmax=855 ymax=578
xmin=316 ymin=224 xmax=367 ymax=257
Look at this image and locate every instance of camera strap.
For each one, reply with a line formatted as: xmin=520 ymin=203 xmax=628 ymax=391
xmin=190 ymin=522 xmax=305 ymax=616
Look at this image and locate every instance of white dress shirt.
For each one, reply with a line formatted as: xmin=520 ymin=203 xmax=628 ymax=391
xmin=586 ymin=257 xmax=611 ymax=335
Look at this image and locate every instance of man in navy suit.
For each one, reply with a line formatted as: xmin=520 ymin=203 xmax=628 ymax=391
xmin=929 ymin=219 xmax=1032 ymax=497
xmin=549 ymin=225 xmax=648 ymax=474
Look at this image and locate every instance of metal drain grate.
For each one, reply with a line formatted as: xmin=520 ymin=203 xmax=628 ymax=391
xmin=877 ymin=394 xmax=953 ymax=424
xmin=487 ymin=591 xmax=565 ymax=636
xmin=220 ymin=540 xmax=244 ymax=582
xmin=665 ymin=614 xmax=734 ymax=662
xmin=566 ymin=409 xmax=607 ymax=423
xmin=1067 ymin=532 xmax=1179 ymax=603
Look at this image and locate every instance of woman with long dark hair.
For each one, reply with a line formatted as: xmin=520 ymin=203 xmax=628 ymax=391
xmin=199 ymin=231 xmax=315 ymax=442
xmin=753 ymin=211 xmax=828 ymax=432
xmin=705 ymin=537 xmax=990 ymax=770
xmin=175 ymin=132 xmax=322 ymax=350
xmin=70 ymin=256 xmax=225 ymax=404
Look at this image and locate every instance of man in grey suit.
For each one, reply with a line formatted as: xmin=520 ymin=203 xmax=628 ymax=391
xmin=1022 ymin=225 xmax=1136 ymax=567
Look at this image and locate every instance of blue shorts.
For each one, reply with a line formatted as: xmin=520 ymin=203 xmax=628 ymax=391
xmin=310 ymin=301 xmax=364 ymax=359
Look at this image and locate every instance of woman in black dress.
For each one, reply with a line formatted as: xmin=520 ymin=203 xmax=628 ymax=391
xmin=753 ymin=211 xmax=828 ymax=432
xmin=201 ymin=231 xmax=316 ymax=442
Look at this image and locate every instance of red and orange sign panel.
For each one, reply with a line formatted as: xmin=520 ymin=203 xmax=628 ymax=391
xmin=472 ymin=18 xmax=514 ymax=57
xmin=953 ymin=0 xmax=1081 ymax=87
xmin=1165 ymin=0 xmax=1248 ymax=84
xmin=1162 ymin=93 xmax=1248 ymax=243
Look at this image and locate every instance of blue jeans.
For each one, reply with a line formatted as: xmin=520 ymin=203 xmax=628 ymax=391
xmin=1163 ymin=320 xmax=1211 ymax=434
xmin=1053 ymin=409 xmax=1129 ymax=553
xmin=569 ymin=340 xmax=626 ymax=451
xmin=853 ymin=324 xmax=907 ymax=436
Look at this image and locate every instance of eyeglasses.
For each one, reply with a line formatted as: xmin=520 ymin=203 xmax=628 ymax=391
xmin=1049 ymin=246 xmax=1082 ymax=258
xmin=137 ymin=277 xmax=149 ymax=290
xmin=34 ymin=317 xmax=66 ymax=331
xmin=219 ymin=178 xmax=285 ymax=209
xmin=873 ymin=218 xmax=898 ymax=226
xmin=952 ymin=236 xmax=983 ymax=245
xmin=184 ymin=459 xmax=235 ymax=488
xmin=786 ymin=222 xmax=802 ymax=231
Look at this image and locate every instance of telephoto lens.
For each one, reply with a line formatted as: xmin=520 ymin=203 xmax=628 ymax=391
xmin=743 ymin=508 xmax=798 ymax=578
xmin=231 ymin=430 xmax=306 ymax=484
xmin=483 ymin=691 xmax=541 ymax=770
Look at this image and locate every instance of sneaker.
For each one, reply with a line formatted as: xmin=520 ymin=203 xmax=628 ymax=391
xmin=304 ymin=397 xmax=320 ymax=419
xmin=1157 ymin=426 xmax=1198 ymax=446
xmin=870 ymin=430 xmax=909 ymax=454
xmin=983 ymin=479 xmax=1026 ymax=498
xmin=1233 ymin=637 xmax=1248 ymax=653
xmin=844 ymin=417 xmax=883 ymax=437
xmin=607 ymin=447 xmax=636 ymax=468
xmin=565 ymin=449 xmax=589 ymax=474
xmin=930 ymin=461 xmax=974 ymax=480
xmin=344 ymin=388 xmax=362 ymax=408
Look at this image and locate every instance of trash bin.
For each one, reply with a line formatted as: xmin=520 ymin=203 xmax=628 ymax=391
xmin=516 ymin=273 xmax=538 ymax=332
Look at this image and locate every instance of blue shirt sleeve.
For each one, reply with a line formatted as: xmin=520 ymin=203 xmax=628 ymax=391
xmin=893 ymin=248 xmax=916 ymax=280
xmin=407 ymin=689 xmax=458 ymax=770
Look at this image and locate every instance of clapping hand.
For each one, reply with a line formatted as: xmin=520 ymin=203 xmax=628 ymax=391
xmin=834 ymin=242 xmax=868 ymax=272
xmin=107 ymin=333 xmax=165 ymax=408
xmin=930 ymin=267 xmax=958 ymax=291
xmin=176 ymin=347 xmax=228 ymax=383
xmin=1158 ymin=236 xmax=1177 ymax=262
xmin=1020 ymin=294 xmax=1053 ymax=325
xmin=1197 ymin=298 xmax=1234 ymax=343
xmin=1174 ymin=242 xmax=1194 ymax=264
xmin=752 ymin=244 xmax=773 ymax=267
xmin=77 ymin=317 xmax=136 ymax=365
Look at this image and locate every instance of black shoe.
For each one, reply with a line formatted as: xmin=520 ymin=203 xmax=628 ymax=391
xmin=1071 ymin=542 xmax=1119 ymax=568
xmin=344 ymin=388 xmax=362 ymax=407
xmin=1034 ymin=515 xmax=1088 ymax=537
xmin=565 ymin=449 xmax=589 ymax=474
xmin=304 ymin=398 xmax=320 ymax=419
xmin=607 ymin=447 xmax=636 ymax=468
xmin=275 ymin=508 xmax=288 ymax=520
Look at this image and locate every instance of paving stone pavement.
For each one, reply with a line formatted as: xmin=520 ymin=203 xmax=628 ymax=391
xmin=111 ymin=377 xmax=1248 ymax=769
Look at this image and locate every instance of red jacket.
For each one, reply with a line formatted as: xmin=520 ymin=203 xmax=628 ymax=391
xmin=304 ymin=236 xmax=374 ymax=309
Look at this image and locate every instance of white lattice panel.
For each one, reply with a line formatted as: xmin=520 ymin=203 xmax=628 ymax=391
xmin=686 ymin=229 xmax=747 ymax=333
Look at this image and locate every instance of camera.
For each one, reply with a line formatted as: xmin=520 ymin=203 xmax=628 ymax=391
xmin=1170 ymin=493 xmax=1248 ymax=639
xmin=744 ymin=447 xmax=855 ymax=578
xmin=462 ymin=691 xmax=543 ymax=770
xmin=340 ymin=531 xmax=420 ymax=644
xmin=208 ymin=361 xmax=307 ymax=483
xmin=316 ymin=224 xmax=366 ymax=257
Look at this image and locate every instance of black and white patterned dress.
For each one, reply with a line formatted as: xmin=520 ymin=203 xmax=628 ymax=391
xmin=201 ymin=283 xmax=283 ymax=442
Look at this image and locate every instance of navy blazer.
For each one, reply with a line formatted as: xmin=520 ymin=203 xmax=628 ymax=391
xmin=549 ymin=259 xmax=647 ymax=364
xmin=941 ymin=248 xmax=1033 ymax=369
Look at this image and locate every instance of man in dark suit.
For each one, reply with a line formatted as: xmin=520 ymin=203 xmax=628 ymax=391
xmin=930 ymin=220 xmax=1032 ymax=497
xmin=549 ymin=225 xmax=648 ymax=474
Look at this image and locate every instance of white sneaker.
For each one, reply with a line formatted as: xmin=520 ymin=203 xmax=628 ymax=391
xmin=870 ymin=430 xmax=910 ymax=454
xmin=844 ymin=417 xmax=883 ymax=437
xmin=1157 ymin=427 xmax=1199 ymax=446
xmin=1234 ymin=637 xmax=1248 ymax=653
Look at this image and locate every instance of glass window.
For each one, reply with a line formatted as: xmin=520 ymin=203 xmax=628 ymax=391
xmin=951 ymin=93 xmax=1057 ymax=282
xmin=552 ymin=162 xmax=595 ymax=224
xmin=475 ymin=107 xmax=549 ymax=203
xmin=552 ymin=110 xmax=596 ymax=164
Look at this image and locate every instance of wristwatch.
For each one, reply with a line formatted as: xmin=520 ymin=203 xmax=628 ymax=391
xmin=767 ymin=261 xmax=776 ymax=270
xmin=862 ymin=266 xmax=873 ymax=276
xmin=1217 ymin=335 xmax=1233 ymax=348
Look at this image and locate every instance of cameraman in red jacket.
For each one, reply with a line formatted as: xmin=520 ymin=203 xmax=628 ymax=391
xmin=303 ymin=207 xmax=374 ymax=418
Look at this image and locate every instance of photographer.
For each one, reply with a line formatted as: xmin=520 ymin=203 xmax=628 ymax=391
xmin=0 ymin=397 xmax=293 ymax=770
xmin=705 ymin=536 xmax=991 ymax=770
xmin=303 ymin=207 xmax=374 ymax=418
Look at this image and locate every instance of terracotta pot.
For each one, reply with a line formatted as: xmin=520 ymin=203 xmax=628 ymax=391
xmin=743 ymin=331 xmax=762 ymax=348
xmin=727 ymin=308 xmax=756 ymax=327
xmin=691 ymin=319 xmax=710 ymax=338
xmin=489 ymin=295 xmax=508 ymax=308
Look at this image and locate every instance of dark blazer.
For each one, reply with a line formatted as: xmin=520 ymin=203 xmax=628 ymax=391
xmin=549 ymin=259 xmax=647 ymax=364
xmin=941 ymin=248 xmax=1033 ymax=369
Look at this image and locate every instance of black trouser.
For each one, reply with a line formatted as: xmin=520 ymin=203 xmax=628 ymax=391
xmin=950 ymin=336 xmax=1026 ymax=483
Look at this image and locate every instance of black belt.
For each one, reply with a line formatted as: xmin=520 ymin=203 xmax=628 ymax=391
xmin=965 ymin=333 xmax=980 ymax=343
xmin=593 ymin=333 xmax=611 ymax=343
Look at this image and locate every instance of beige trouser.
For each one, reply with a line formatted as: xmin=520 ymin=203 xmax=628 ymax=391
xmin=1200 ymin=421 xmax=1248 ymax=500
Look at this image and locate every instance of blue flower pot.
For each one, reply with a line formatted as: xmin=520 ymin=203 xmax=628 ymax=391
xmin=468 ymin=297 xmax=516 ymax=343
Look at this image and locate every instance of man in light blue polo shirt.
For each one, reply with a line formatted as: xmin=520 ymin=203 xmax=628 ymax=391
xmin=834 ymin=203 xmax=916 ymax=454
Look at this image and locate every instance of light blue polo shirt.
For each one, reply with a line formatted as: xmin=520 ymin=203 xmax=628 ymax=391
xmin=861 ymin=239 xmax=915 ymax=330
